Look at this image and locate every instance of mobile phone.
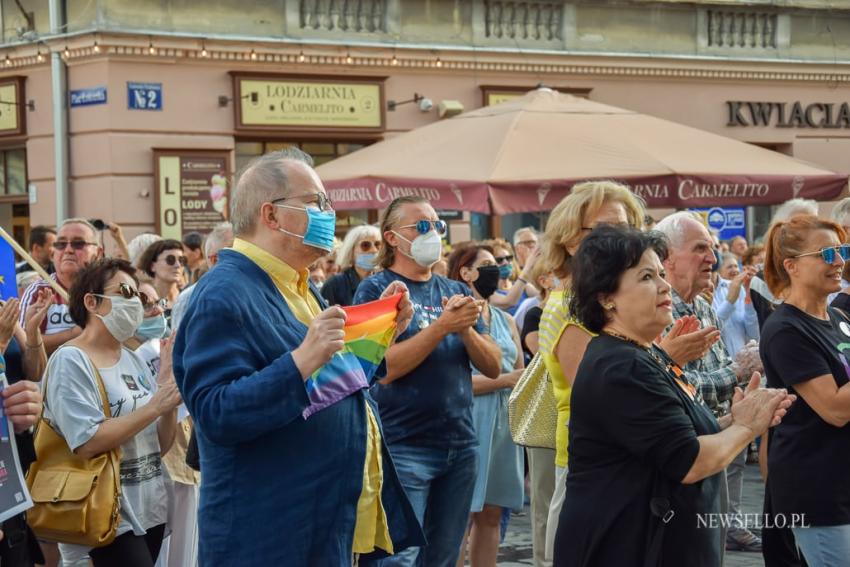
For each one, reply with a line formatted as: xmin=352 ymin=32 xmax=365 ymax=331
xmin=89 ymin=219 xmax=107 ymax=231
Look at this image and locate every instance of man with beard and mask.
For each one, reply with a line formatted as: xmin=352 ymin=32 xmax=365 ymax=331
xmin=353 ymin=196 xmax=501 ymax=567
xmin=173 ymin=149 xmax=423 ymax=566
xmin=448 ymin=243 xmax=525 ymax=567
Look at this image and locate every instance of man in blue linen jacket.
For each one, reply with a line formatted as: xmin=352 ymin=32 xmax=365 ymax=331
xmin=173 ymin=148 xmax=424 ymax=566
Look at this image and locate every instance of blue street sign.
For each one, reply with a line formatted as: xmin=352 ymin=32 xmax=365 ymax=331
xmin=70 ymin=86 xmax=107 ymax=107
xmin=127 ymin=82 xmax=162 ymax=111
xmin=691 ymin=207 xmax=746 ymax=241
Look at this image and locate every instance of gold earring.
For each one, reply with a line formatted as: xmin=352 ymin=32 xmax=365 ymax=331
xmin=605 ymin=303 xmax=616 ymax=310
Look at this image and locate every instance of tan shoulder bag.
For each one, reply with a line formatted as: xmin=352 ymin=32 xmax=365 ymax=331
xmin=25 ymin=351 xmax=121 ymax=547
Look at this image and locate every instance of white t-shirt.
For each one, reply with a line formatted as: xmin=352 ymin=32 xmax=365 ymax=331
xmin=44 ymin=346 xmax=167 ymax=546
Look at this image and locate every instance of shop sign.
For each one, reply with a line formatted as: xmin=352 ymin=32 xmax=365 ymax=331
xmin=689 ymin=207 xmax=746 ymax=240
xmin=726 ymin=101 xmax=850 ymax=128
xmin=234 ymin=75 xmax=384 ymax=132
xmin=0 ymin=77 xmax=26 ymax=137
xmin=480 ymin=85 xmax=592 ymax=106
xmin=70 ymin=86 xmax=107 ymax=107
xmin=128 ymin=82 xmax=162 ymax=111
xmin=154 ymin=150 xmax=230 ymax=240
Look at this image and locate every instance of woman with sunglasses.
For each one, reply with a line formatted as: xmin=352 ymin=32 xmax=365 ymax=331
xmin=485 ymin=239 xmax=539 ymax=316
xmin=760 ymin=214 xmax=850 ymax=566
xmin=137 ymin=240 xmax=186 ymax=321
xmin=537 ymin=180 xmax=645 ymax=562
xmin=43 ymin=259 xmax=182 ymax=567
xmin=321 ymin=225 xmax=382 ymax=307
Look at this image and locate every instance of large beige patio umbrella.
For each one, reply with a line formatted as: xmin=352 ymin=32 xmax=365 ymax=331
xmin=316 ymin=88 xmax=846 ymax=214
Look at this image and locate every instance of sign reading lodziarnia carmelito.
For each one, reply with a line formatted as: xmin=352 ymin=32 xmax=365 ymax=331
xmin=233 ymin=74 xmax=385 ymax=132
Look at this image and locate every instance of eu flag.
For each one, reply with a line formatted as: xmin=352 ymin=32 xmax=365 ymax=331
xmin=0 ymin=239 xmax=17 ymax=300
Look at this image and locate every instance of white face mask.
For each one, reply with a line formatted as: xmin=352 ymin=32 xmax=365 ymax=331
xmin=92 ymin=295 xmax=144 ymax=342
xmin=393 ymin=230 xmax=442 ymax=268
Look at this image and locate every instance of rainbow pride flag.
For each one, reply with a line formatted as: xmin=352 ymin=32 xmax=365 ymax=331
xmin=302 ymin=293 xmax=402 ymax=418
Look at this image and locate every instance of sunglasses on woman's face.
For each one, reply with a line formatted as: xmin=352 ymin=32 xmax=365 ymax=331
xmin=358 ymin=240 xmax=383 ymax=252
xmin=794 ymin=245 xmax=850 ymax=264
xmin=397 ymin=220 xmax=448 ymax=236
xmin=494 ymin=255 xmax=514 ymax=264
xmin=102 ymin=282 xmax=150 ymax=305
xmin=161 ymin=254 xmax=187 ymax=267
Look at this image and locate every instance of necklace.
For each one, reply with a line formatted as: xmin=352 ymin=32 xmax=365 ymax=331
xmin=603 ymin=329 xmax=697 ymax=402
xmin=602 ymin=329 xmax=651 ymax=350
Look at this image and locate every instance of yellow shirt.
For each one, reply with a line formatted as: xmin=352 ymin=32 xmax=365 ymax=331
xmin=538 ymin=290 xmax=595 ymax=468
xmin=231 ymin=238 xmax=392 ymax=554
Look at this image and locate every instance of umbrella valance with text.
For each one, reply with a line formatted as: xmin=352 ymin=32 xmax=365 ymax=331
xmin=317 ymin=89 xmax=847 ymax=214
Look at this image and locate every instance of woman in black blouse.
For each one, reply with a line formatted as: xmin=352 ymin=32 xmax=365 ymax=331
xmin=761 ymin=214 xmax=850 ymax=566
xmin=554 ymin=226 xmax=794 ymax=567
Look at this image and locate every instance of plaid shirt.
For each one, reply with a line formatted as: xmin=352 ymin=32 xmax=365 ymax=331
xmin=666 ymin=289 xmax=739 ymax=416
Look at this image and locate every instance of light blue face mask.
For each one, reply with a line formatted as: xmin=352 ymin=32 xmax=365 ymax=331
xmin=276 ymin=205 xmax=337 ymax=252
xmin=135 ymin=314 xmax=168 ymax=341
xmin=355 ymin=252 xmax=377 ymax=271
xmin=498 ymin=264 xmax=513 ymax=280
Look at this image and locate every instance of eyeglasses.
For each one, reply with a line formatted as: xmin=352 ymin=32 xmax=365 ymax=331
xmin=162 ymin=254 xmax=188 ymax=267
xmin=516 ymin=240 xmax=537 ymax=248
xmin=272 ymin=192 xmax=334 ymax=212
xmin=97 ymin=282 xmax=150 ymax=305
xmin=397 ymin=220 xmax=448 ymax=236
xmin=53 ymin=239 xmax=97 ymax=251
xmin=494 ymin=255 xmax=514 ymax=264
xmin=144 ymin=297 xmax=168 ymax=314
xmin=794 ymin=245 xmax=850 ymax=264
xmin=359 ymin=240 xmax=383 ymax=252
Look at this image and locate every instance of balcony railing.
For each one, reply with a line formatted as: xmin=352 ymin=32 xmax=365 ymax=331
xmin=299 ymin=0 xmax=388 ymax=33
xmin=483 ymin=1 xmax=564 ymax=42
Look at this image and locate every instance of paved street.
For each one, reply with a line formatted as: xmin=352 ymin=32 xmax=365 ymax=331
xmin=495 ymin=463 xmax=766 ymax=567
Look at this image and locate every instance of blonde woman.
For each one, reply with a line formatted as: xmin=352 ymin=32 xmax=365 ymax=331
xmin=321 ymin=225 xmax=382 ymax=306
xmin=538 ymin=180 xmax=645 ymax=560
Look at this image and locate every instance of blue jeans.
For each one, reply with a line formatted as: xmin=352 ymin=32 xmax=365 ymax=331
xmin=792 ymin=524 xmax=850 ymax=567
xmin=374 ymin=443 xmax=478 ymax=567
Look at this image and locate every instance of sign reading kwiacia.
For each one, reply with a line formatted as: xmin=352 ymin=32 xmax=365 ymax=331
xmin=726 ymin=101 xmax=850 ymax=129
xmin=237 ymin=77 xmax=383 ymax=130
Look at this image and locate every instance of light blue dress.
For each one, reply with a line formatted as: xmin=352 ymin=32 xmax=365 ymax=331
xmin=470 ymin=306 xmax=526 ymax=512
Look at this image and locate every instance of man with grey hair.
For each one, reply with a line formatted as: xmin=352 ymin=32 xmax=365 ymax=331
xmin=656 ymin=211 xmax=764 ymax=556
xmin=773 ymin=198 xmax=818 ymax=224
xmin=173 ymin=149 xmax=423 ymax=565
xmin=19 ymin=218 xmax=102 ymax=354
xmin=512 ymin=226 xmax=539 ymax=267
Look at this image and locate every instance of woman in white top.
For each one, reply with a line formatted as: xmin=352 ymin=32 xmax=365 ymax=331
xmin=43 ymin=258 xmax=181 ymax=567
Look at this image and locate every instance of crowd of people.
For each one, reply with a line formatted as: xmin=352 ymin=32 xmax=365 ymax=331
xmin=0 ymin=146 xmax=847 ymax=567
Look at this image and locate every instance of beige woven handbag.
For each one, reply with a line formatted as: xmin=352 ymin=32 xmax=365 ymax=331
xmin=508 ymin=351 xmax=558 ymax=450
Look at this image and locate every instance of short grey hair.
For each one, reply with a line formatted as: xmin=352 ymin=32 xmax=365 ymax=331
xmin=831 ymin=197 xmax=850 ymax=225
xmin=512 ymin=226 xmax=538 ymax=246
xmin=127 ymin=233 xmax=162 ymax=267
xmin=337 ymin=225 xmax=381 ymax=270
xmin=230 ymin=147 xmax=315 ymax=236
xmin=59 ymin=218 xmax=98 ymax=241
xmin=772 ymin=198 xmax=818 ymax=224
xmin=204 ymin=222 xmax=234 ymax=260
xmin=654 ymin=211 xmax=705 ymax=250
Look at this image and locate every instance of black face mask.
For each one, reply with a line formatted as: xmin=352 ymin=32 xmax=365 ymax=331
xmin=472 ymin=265 xmax=501 ymax=299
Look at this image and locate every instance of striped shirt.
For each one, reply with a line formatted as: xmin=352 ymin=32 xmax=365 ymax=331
xmin=19 ymin=274 xmax=73 ymax=335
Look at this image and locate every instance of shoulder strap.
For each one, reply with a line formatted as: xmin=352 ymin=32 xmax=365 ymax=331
xmin=43 ymin=346 xmax=112 ymax=420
